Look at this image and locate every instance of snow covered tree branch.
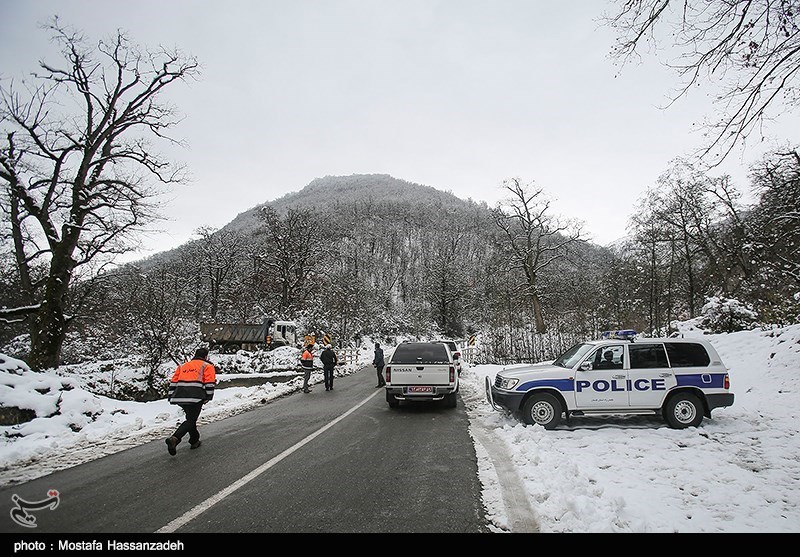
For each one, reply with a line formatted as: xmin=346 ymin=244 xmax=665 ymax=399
xmin=0 ymin=18 xmax=199 ymax=370
xmin=605 ymin=0 xmax=800 ymax=164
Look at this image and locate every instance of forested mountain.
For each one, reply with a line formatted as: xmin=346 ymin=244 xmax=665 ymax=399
xmin=3 ymin=158 xmax=799 ymax=375
xmin=223 ymin=174 xmax=472 ymax=232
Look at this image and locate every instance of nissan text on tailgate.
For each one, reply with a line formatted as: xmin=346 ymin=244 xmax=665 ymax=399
xmin=385 ymin=341 xmax=459 ymax=408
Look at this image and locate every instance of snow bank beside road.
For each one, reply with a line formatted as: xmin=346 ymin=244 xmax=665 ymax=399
xmin=1 ymin=325 xmax=799 ymax=532
xmin=460 ymin=324 xmax=800 ymax=532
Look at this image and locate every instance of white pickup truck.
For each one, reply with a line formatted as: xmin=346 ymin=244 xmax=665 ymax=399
xmin=385 ymin=341 xmax=459 ymax=408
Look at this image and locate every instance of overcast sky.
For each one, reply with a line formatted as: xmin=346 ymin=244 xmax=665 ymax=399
xmin=1 ymin=0 xmax=796 ymax=259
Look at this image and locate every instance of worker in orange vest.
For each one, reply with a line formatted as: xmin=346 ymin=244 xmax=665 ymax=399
xmin=300 ymin=344 xmax=315 ymax=393
xmin=165 ymin=347 xmax=217 ymax=455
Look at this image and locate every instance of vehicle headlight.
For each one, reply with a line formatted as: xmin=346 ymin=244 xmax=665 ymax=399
xmin=497 ymin=377 xmax=519 ymax=390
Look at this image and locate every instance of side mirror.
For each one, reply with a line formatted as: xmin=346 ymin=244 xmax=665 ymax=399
xmin=580 ymin=361 xmax=593 ymax=371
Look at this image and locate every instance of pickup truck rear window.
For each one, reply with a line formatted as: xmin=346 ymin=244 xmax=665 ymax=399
xmin=392 ymin=343 xmax=450 ymax=364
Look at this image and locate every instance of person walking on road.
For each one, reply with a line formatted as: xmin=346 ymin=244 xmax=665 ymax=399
xmin=373 ymin=342 xmax=386 ymax=388
xmin=300 ymin=344 xmax=315 ymax=393
xmin=321 ymin=344 xmax=338 ymax=391
xmin=166 ymin=347 xmax=217 ymax=455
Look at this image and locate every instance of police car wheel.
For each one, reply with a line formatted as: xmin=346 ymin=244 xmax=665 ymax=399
xmin=664 ymin=393 xmax=704 ymax=429
xmin=521 ymin=393 xmax=562 ymax=430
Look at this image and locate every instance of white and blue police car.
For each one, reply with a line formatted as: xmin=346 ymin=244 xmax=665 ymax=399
xmin=485 ymin=334 xmax=734 ymax=429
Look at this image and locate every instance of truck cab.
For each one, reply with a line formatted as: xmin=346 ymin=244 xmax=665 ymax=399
xmin=267 ymin=319 xmax=297 ymax=349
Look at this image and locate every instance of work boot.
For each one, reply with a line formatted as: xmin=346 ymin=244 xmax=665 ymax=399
xmin=165 ymin=436 xmax=178 ymax=456
xmin=190 ymin=440 xmax=202 ymax=450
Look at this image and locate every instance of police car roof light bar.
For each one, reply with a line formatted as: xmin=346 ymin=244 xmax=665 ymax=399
xmin=601 ymin=330 xmax=637 ymax=341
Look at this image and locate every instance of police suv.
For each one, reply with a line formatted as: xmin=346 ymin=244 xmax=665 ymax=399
xmin=486 ymin=335 xmax=734 ymax=429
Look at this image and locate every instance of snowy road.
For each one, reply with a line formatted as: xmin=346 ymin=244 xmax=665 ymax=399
xmin=0 ymin=367 xmax=487 ymax=533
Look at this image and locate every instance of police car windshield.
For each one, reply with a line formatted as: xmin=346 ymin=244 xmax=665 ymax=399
xmin=552 ymin=343 xmax=594 ymax=368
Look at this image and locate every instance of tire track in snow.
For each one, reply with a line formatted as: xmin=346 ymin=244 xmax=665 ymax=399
xmin=470 ymin=424 xmax=540 ymax=532
xmin=459 ymin=373 xmax=539 ymax=532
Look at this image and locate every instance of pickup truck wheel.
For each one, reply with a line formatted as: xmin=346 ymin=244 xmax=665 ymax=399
xmin=522 ymin=393 xmax=562 ymax=429
xmin=386 ymin=391 xmax=399 ymax=409
xmin=443 ymin=393 xmax=457 ymax=408
xmin=664 ymin=392 xmax=704 ymax=429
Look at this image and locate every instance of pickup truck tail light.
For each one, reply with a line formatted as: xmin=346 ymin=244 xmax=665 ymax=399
xmin=724 ymin=374 xmax=730 ymax=389
xmin=385 ymin=366 xmax=391 ymax=383
xmin=449 ymin=366 xmax=455 ymax=382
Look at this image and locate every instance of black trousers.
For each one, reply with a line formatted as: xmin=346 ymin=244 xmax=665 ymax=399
xmin=173 ymin=402 xmax=203 ymax=444
xmin=376 ymin=365 xmax=386 ymax=386
xmin=324 ymin=366 xmax=335 ymax=389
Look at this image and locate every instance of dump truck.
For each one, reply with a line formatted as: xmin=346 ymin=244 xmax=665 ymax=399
xmin=199 ymin=317 xmax=298 ymax=353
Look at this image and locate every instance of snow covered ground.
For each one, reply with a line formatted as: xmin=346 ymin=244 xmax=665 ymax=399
xmin=1 ymin=323 xmax=799 ymax=533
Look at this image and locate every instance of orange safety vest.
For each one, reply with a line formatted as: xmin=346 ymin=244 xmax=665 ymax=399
xmin=300 ymin=349 xmax=314 ymax=369
xmin=168 ymin=358 xmax=217 ymax=404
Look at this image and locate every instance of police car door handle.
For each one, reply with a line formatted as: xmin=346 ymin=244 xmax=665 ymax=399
xmin=612 ymin=374 xmax=625 ymax=379
xmin=659 ymin=373 xmax=671 ymax=377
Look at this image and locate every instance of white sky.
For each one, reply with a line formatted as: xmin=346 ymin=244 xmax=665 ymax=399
xmin=1 ymin=0 xmax=797 ymax=257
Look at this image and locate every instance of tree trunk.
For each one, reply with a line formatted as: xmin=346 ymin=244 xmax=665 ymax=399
xmin=28 ymin=308 xmax=66 ymax=371
xmin=28 ymin=292 xmax=68 ymax=371
xmin=27 ymin=248 xmax=74 ymax=371
xmin=531 ymin=292 xmax=546 ymax=334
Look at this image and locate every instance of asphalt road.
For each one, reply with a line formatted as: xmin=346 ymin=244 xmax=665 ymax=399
xmin=0 ymin=366 xmax=489 ymax=534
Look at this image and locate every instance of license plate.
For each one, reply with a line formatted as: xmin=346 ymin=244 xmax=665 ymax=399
xmin=406 ymin=386 xmax=433 ymax=393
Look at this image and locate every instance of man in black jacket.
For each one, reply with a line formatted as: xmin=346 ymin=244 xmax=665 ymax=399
xmin=373 ymin=342 xmax=386 ymax=388
xmin=320 ymin=344 xmax=338 ymax=391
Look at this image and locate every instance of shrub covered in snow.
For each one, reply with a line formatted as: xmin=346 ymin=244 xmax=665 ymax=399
xmin=699 ymin=296 xmax=759 ymax=333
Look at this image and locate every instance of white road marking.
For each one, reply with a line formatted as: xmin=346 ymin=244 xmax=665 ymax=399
xmin=156 ymin=388 xmax=383 ymax=533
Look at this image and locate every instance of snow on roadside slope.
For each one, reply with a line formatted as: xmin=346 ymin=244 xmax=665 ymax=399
xmin=460 ymin=323 xmax=800 ymax=533
xmin=1 ymin=326 xmax=799 ymax=532
xmin=0 ymin=353 xmax=363 ymax=486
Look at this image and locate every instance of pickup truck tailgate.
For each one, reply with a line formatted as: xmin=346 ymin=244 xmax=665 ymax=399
xmin=388 ymin=364 xmax=451 ymax=385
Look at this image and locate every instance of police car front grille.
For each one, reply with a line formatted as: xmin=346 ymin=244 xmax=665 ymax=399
xmin=494 ymin=376 xmax=503 ymax=388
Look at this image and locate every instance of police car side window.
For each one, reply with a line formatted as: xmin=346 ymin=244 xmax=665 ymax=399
xmin=588 ymin=346 xmax=624 ymax=369
xmin=628 ymin=344 xmax=669 ymax=369
xmin=664 ymin=343 xmax=710 ymax=367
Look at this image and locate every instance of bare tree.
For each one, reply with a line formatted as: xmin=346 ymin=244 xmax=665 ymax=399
xmin=257 ymin=206 xmax=320 ymax=313
xmin=746 ymin=149 xmax=800 ymax=319
xmin=492 ymin=178 xmax=584 ymax=334
xmin=125 ymin=266 xmax=196 ymax=395
xmin=422 ymin=217 xmax=468 ymax=338
xmin=627 ymin=186 xmax=681 ymax=332
xmin=605 ymin=0 xmax=800 ymax=163
xmin=192 ymin=226 xmax=245 ymax=320
xmin=0 ymin=19 xmax=199 ymax=370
